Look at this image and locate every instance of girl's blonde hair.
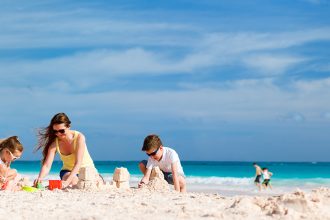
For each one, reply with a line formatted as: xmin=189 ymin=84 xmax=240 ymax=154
xmin=0 ymin=136 xmax=24 ymax=153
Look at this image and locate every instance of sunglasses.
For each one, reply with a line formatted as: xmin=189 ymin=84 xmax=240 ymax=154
xmin=53 ymin=129 xmax=65 ymax=134
xmin=8 ymin=150 xmax=20 ymax=161
xmin=146 ymin=147 xmax=159 ymax=157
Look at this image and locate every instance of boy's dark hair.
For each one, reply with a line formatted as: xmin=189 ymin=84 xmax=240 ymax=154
xmin=253 ymin=162 xmax=257 ymax=165
xmin=142 ymin=134 xmax=162 ymax=151
xmin=262 ymin=167 xmax=268 ymax=171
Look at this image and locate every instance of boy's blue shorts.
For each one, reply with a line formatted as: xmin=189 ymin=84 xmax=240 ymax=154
xmin=140 ymin=160 xmax=174 ymax=184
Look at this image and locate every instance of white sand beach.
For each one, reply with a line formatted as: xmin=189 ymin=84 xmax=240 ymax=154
xmin=1 ymin=186 xmax=330 ymax=220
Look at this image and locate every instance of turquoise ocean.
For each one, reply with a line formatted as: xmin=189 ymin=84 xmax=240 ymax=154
xmin=11 ymin=161 xmax=330 ymax=195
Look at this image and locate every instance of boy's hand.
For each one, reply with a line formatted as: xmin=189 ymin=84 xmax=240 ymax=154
xmin=138 ymin=181 xmax=146 ymax=188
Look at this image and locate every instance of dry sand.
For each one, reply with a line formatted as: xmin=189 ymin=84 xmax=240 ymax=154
xmin=1 ymin=186 xmax=330 ymax=220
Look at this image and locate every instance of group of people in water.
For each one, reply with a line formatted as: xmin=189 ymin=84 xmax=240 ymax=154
xmin=253 ymin=162 xmax=273 ymax=191
xmin=0 ymin=112 xmax=186 ymax=192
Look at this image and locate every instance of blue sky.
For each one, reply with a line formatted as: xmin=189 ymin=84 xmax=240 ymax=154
xmin=0 ymin=0 xmax=330 ymax=161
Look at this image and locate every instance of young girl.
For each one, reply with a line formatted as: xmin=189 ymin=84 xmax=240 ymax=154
xmin=0 ymin=136 xmax=24 ymax=191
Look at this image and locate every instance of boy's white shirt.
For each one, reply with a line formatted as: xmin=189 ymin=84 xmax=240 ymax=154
xmin=146 ymin=147 xmax=184 ymax=176
xmin=263 ymin=171 xmax=272 ymax=179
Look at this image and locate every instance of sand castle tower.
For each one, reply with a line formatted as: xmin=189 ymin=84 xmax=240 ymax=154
xmin=76 ymin=167 xmax=99 ymax=190
xmin=150 ymin=166 xmax=164 ymax=180
xmin=112 ymin=167 xmax=130 ymax=189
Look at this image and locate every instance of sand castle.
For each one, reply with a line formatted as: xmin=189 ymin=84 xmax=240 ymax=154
xmin=150 ymin=166 xmax=164 ymax=180
xmin=76 ymin=167 xmax=102 ymax=190
xmin=74 ymin=166 xmax=170 ymax=192
xmin=75 ymin=167 xmax=131 ymax=190
xmin=112 ymin=167 xmax=130 ymax=189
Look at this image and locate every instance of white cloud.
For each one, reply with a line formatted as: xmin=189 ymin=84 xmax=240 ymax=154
xmin=242 ymin=54 xmax=306 ymax=75
xmin=200 ymin=28 xmax=330 ymax=54
xmin=0 ymin=9 xmax=198 ymax=49
xmin=1 ymin=4 xmax=330 ymax=88
xmin=293 ymin=77 xmax=330 ymax=92
xmin=0 ymin=36 xmax=325 ymax=90
xmin=1 ymin=77 xmax=330 ymax=124
xmin=0 ymin=48 xmax=203 ymax=87
xmin=1 ymin=1 xmax=330 ymax=80
xmin=171 ymin=28 xmax=330 ymax=75
xmin=1 ymin=4 xmax=330 ymax=53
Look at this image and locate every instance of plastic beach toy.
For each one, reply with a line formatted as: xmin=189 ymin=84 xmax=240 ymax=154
xmin=36 ymin=183 xmax=45 ymax=190
xmin=48 ymin=180 xmax=62 ymax=190
xmin=22 ymin=186 xmax=38 ymax=192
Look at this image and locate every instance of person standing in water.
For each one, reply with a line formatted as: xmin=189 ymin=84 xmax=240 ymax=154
xmin=253 ymin=162 xmax=262 ymax=191
xmin=262 ymin=167 xmax=273 ymax=190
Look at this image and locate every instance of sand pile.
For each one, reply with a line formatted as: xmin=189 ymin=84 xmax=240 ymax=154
xmin=224 ymin=197 xmax=264 ymax=218
xmin=271 ymin=188 xmax=330 ymax=218
xmin=227 ymin=188 xmax=330 ymax=219
xmin=141 ymin=167 xmax=169 ymax=192
xmin=145 ymin=177 xmax=170 ymax=192
xmin=3 ymin=175 xmax=31 ymax=191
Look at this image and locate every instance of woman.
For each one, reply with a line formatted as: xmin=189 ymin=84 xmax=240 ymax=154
xmin=34 ymin=112 xmax=101 ymax=188
xmin=0 ymin=136 xmax=24 ymax=190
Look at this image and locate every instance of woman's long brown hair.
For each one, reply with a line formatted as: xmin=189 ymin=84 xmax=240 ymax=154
xmin=36 ymin=113 xmax=71 ymax=164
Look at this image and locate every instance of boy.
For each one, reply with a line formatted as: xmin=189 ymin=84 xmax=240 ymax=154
xmin=262 ymin=167 xmax=273 ymax=190
xmin=253 ymin=162 xmax=262 ymax=191
xmin=138 ymin=134 xmax=186 ymax=192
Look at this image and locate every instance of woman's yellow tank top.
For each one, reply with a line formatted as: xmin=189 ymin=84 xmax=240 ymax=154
xmin=56 ymin=131 xmax=94 ymax=171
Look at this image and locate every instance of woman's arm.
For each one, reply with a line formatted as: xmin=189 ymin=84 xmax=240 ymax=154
xmin=34 ymin=144 xmax=56 ymax=186
xmin=63 ymin=133 xmax=85 ymax=186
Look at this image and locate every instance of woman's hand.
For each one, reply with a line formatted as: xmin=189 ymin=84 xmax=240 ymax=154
xmin=33 ymin=178 xmax=42 ymax=187
xmin=61 ymin=180 xmax=70 ymax=189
